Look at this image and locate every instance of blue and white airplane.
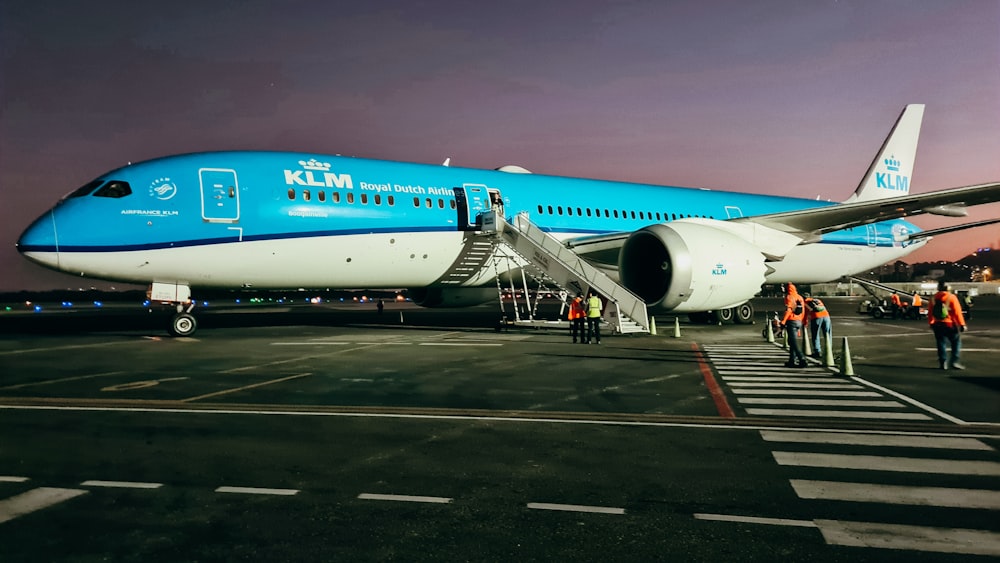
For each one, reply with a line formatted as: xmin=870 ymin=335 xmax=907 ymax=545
xmin=16 ymin=104 xmax=1000 ymax=335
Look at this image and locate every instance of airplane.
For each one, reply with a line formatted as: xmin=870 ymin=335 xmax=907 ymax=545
xmin=16 ymin=104 xmax=1000 ymax=336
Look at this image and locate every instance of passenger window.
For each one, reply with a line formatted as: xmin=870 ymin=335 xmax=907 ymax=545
xmin=361 ymin=194 xmax=368 ymax=205
xmin=388 ymin=195 xmax=395 ymax=206
xmin=413 ymin=197 xmax=420 ymax=207
xmin=537 ymin=205 xmax=544 ymax=214
xmin=67 ymin=179 xmax=105 ymax=199
xmin=547 ymin=205 xmax=553 ymax=214
xmin=332 ymin=192 xmax=340 ymax=203
xmin=425 ymin=198 xmax=432 ymax=208
xmin=438 ymin=199 xmax=444 ymax=209
xmin=449 ymin=200 xmax=455 ymax=209
xmin=318 ymin=191 xmax=326 ymax=202
xmin=347 ymin=193 xmax=355 ymax=204
xmin=93 ymin=181 xmax=132 ymax=198
xmin=303 ymin=190 xmax=311 ymax=202
xmin=288 ymin=188 xmax=296 ymax=200
xmin=557 ymin=206 xmax=563 ymax=215
xmin=374 ymin=194 xmax=381 ymax=205
xmin=613 ymin=210 xmax=619 ymax=218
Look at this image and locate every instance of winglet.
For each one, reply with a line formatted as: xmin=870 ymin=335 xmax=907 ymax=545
xmin=844 ymin=104 xmax=924 ymax=203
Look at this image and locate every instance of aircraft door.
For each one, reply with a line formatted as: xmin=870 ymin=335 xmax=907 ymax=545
xmin=866 ymin=224 xmax=877 ymax=247
xmin=453 ymin=184 xmax=489 ymax=231
xmin=199 ymin=168 xmax=240 ymax=223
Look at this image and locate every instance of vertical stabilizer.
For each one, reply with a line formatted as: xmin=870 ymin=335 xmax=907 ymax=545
xmin=844 ymin=104 xmax=924 ymax=203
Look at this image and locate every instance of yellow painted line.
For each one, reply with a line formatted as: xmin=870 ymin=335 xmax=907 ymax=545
xmin=181 ymin=373 xmax=312 ymax=402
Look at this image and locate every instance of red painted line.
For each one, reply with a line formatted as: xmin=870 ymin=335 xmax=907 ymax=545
xmin=692 ymin=342 xmax=735 ymax=419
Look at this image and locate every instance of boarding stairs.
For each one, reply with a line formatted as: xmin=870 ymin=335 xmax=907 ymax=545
xmin=479 ymin=211 xmax=649 ymax=334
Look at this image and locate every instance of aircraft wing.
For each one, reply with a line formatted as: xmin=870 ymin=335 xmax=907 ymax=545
xmin=739 ymin=181 xmax=1000 ymax=236
xmin=566 ymin=181 xmax=1000 ymax=265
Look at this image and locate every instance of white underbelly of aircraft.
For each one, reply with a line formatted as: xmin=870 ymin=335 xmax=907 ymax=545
xmin=766 ymin=240 xmax=925 ymax=283
xmin=54 ymin=232 xmax=477 ymax=289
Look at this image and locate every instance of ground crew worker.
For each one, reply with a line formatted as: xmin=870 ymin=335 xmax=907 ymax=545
xmin=890 ymin=291 xmax=902 ymax=319
xmin=780 ymin=283 xmax=807 ymax=368
xmin=585 ymin=291 xmax=603 ymax=344
xmin=908 ymin=292 xmax=923 ymax=318
xmin=803 ymin=292 xmax=831 ymax=359
xmin=929 ymin=281 xmax=967 ymax=370
xmin=568 ymin=294 xmax=586 ymax=343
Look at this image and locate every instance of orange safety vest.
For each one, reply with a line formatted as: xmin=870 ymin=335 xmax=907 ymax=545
xmin=568 ymin=298 xmax=585 ymax=320
xmin=781 ymin=292 xmax=805 ymax=323
xmin=928 ymin=291 xmax=966 ymax=328
xmin=911 ymin=294 xmax=922 ymax=307
xmin=805 ymin=297 xmax=830 ymax=319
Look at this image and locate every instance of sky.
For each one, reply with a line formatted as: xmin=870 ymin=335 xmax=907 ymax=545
xmin=1 ymin=0 xmax=998 ymax=291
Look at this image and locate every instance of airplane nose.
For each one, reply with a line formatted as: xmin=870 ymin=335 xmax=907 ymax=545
xmin=16 ymin=211 xmax=60 ymax=270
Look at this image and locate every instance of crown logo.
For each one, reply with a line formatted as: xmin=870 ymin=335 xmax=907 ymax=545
xmin=299 ymin=159 xmax=331 ymax=171
xmin=883 ymin=156 xmax=900 ymax=172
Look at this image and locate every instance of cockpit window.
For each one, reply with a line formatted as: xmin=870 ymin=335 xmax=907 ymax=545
xmin=66 ymin=179 xmax=106 ymax=199
xmin=92 ymin=181 xmax=132 ymax=198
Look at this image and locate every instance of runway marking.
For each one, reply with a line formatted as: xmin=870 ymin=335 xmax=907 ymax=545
xmin=694 ymin=343 xmax=734 ymax=419
xmin=222 ymin=343 xmax=382 ymax=373
xmin=0 ymin=487 xmax=88 ymax=524
xmin=102 ymin=377 xmax=189 ymax=392
xmin=727 ymin=382 xmax=864 ymax=389
xmin=759 ymin=430 xmax=994 ymax=450
xmin=525 ymin=374 xmax=681 ymax=410
xmin=732 ymin=389 xmax=881 ymax=397
xmin=790 ymin=479 xmax=1000 ymax=509
xmin=849 ymin=376 xmax=967 ymax=425
xmin=527 ymin=502 xmax=625 ymax=515
xmin=358 ymin=493 xmax=452 ymax=504
xmin=216 ymin=486 xmax=299 ymax=496
xmin=722 ymin=376 xmax=846 ymax=383
xmin=747 ymin=409 xmax=931 ymax=420
xmin=695 ymin=513 xmax=1000 ymax=556
xmin=773 ymin=451 xmax=1000 ymax=475
xmin=815 ymin=519 xmax=1000 ymax=556
xmin=181 ymin=372 xmax=312 ymax=402
xmin=0 ymin=371 xmax=125 ymax=390
xmin=916 ymin=347 xmax=997 ymax=353
xmin=270 ymin=342 xmax=352 ymax=346
xmin=0 ymin=476 xmax=29 ymax=483
xmin=738 ymin=398 xmax=905 ymax=408
xmin=694 ymin=513 xmax=815 ymax=527
xmin=81 ymin=480 xmax=163 ymax=489
xmin=0 ymin=342 xmax=125 ymax=356
xmin=419 ymin=343 xmax=503 ymax=347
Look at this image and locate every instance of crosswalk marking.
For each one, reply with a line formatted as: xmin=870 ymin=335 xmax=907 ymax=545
xmin=738 ymin=398 xmax=904 ymax=408
xmin=759 ymin=430 xmax=994 ymax=450
xmin=748 ymin=409 xmax=931 ymax=420
xmin=726 ymin=382 xmax=864 ymax=389
xmin=732 ymin=389 xmax=881 ymax=396
xmin=0 ymin=487 xmax=88 ymax=524
xmin=815 ymin=520 xmax=1000 ymax=557
xmin=791 ymin=479 xmax=1000 ymax=509
xmin=773 ymin=451 xmax=1000 ymax=475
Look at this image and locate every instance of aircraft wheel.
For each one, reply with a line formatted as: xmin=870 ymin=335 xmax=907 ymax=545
xmin=713 ymin=308 xmax=735 ymax=324
xmin=168 ymin=313 xmax=198 ymax=337
xmin=733 ymin=302 xmax=755 ymax=324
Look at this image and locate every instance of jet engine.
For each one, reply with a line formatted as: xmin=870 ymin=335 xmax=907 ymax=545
xmin=619 ymin=221 xmax=767 ymax=313
xmin=407 ymin=287 xmax=498 ymax=308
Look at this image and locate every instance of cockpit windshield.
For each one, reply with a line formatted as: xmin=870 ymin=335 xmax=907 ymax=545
xmin=65 ymin=179 xmax=105 ymax=199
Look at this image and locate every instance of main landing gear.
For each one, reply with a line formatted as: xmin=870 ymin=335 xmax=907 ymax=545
xmin=688 ymin=302 xmax=755 ymax=325
xmin=148 ymin=282 xmax=198 ymax=337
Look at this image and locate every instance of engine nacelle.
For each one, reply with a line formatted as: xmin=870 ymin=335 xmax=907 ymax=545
xmin=407 ymin=287 xmax=498 ymax=308
xmin=619 ymin=221 xmax=767 ymax=313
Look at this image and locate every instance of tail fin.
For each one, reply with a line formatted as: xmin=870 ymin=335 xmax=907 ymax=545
xmin=844 ymin=104 xmax=924 ymax=203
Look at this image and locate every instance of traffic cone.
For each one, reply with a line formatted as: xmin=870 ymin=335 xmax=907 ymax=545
xmin=840 ymin=336 xmax=854 ymax=376
xmin=782 ymin=325 xmax=788 ymax=349
xmin=803 ymin=324 xmax=813 ymax=357
xmin=673 ymin=317 xmax=681 ymax=338
xmin=823 ymin=333 xmax=835 ymax=367
xmin=766 ymin=320 xmax=774 ymax=343
xmin=649 ymin=316 xmax=657 ymax=336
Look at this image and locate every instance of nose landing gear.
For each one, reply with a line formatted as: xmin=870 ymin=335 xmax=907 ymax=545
xmin=148 ymin=282 xmax=198 ymax=337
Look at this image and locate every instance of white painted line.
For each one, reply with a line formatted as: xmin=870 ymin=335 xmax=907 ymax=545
xmin=815 ymin=519 xmax=1000 ymax=556
xmin=773 ymin=451 xmax=1000 ymax=475
xmin=727 ymin=382 xmax=863 ymax=389
xmin=722 ymin=377 xmax=845 ymax=383
xmin=527 ymin=502 xmax=625 ymax=515
xmin=790 ymin=479 xmax=1000 ymax=509
xmin=0 ymin=371 xmax=127 ymax=390
xmin=915 ymin=347 xmax=997 ymax=353
xmin=418 ymin=343 xmax=503 ymax=347
xmin=0 ymin=487 xmax=88 ymax=524
xmin=81 ymin=480 xmax=163 ymax=489
xmin=739 ymin=398 xmax=904 ymax=408
xmin=358 ymin=493 xmax=452 ymax=504
xmin=748 ymin=409 xmax=931 ymax=420
xmin=270 ymin=342 xmax=351 ymax=346
xmin=693 ymin=513 xmax=816 ymax=527
xmin=0 ymin=476 xmax=29 ymax=483
xmin=732 ymin=389 xmax=881 ymax=397
xmin=216 ymin=486 xmax=299 ymax=496
xmin=850 ymin=376 xmax=967 ymax=425
xmin=760 ymin=430 xmax=994 ymax=450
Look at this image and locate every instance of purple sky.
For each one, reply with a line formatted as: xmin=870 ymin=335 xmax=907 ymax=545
xmin=2 ymin=1 xmax=998 ymax=291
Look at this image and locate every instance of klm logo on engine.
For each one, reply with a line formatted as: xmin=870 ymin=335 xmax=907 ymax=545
xmin=711 ymin=263 xmax=727 ymax=276
xmin=875 ymin=155 xmax=908 ymax=192
xmin=284 ymin=158 xmax=354 ymax=189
